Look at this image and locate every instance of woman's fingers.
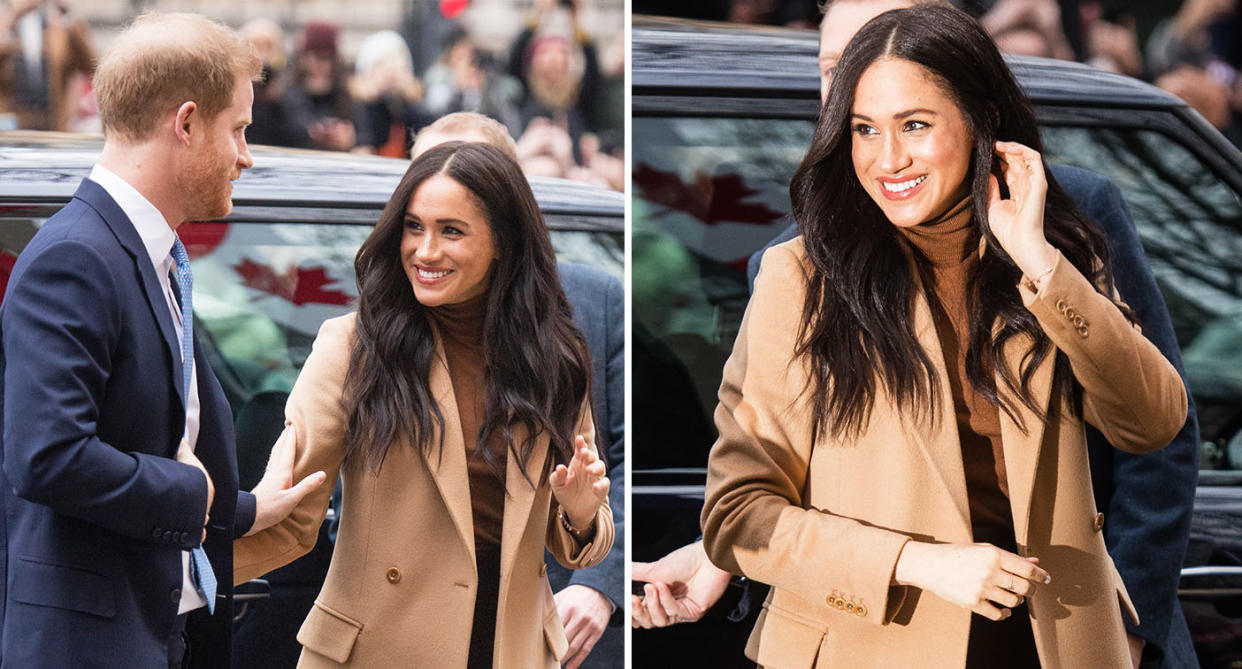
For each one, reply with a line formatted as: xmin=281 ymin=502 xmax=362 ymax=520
xmin=643 ymin=584 xmax=671 ymax=626
xmin=630 ymin=594 xmax=652 ymax=628
xmin=1000 ymin=551 xmax=1051 ymax=586
xmin=988 ymin=585 xmax=1025 ymax=609
xmin=973 ymin=600 xmax=1012 ymax=622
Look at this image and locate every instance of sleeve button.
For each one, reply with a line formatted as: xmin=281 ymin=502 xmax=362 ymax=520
xmin=857 ymin=605 xmax=868 ymax=617
xmin=386 ymin=567 xmax=402 ymax=584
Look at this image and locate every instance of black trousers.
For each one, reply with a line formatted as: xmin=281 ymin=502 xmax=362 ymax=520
xmin=468 ymin=544 xmax=502 ymax=669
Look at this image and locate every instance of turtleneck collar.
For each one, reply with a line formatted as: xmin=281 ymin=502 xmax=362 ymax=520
xmin=896 ymin=196 xmax=977 ymax=267
xmin=429 ymin=292 xmax=488 ymax=348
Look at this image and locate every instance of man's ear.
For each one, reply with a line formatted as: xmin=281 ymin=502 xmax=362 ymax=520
xmin=173 ymin=101 xmax=197 ymax=146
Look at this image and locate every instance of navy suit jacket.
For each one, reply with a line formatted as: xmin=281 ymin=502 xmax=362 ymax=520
xmin=550 ymin=262 xmax=625 ymax=669
xmin=746 ymin=164 xmax=1200 ymax=667
xmin=0 ymin=179 xmax=254 ymax=668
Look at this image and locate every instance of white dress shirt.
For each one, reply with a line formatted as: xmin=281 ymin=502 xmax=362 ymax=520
xmin=89 ymin=165 xmax=207 ymax=614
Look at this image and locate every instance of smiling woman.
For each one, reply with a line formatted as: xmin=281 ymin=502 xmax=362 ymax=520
xmin=232 ymin=141 xmax=614 ymax=667
xmin=698 ymin=5 xmax=1188 ymax=668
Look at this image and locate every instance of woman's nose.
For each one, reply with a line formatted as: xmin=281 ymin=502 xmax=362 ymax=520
xmin=879 ymin=134 xmax=912 ymax=173
xmin=416 ymin=234 xmax=442 ymax=261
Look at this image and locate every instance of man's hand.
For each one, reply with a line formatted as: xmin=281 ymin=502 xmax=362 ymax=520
xmin=631 ymin=540 xmax=731 ymax=628
xmin=175 ymin=438 xmax=213 ymax=542
xmin=555 ymin=584 xmax=612 ymax=669
xmin=246 ymin=424 xmax=326 ymax=537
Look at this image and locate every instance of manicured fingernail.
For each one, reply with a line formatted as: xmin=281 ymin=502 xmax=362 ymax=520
xmin=1044 ymin=575 xmax=1051 ymax=584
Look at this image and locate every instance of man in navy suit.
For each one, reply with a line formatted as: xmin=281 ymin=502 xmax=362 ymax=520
xmin=634 ymin=2 xmax=1200 ymax=667
xmin=0 ymin=13 xmax=321 ymax=668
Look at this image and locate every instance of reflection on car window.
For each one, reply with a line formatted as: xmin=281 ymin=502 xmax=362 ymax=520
xmin=1043 ymin=127 xmax=1242 ymax=472
xmin=632 ymin=116 xmax=814 ymax=469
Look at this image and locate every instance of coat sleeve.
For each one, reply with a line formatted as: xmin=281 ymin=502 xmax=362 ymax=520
xmin=232 ymin=315 xmax=353 ymax=585
xmin=1060 ymin=167 xmax=1199 ymax=656
xmin=701 ymin=243 xmax=911 ymax=626
xmin=2 ymin=239 xmax=209 ymax=549
xmin=1018 ymin=249 xmax=1187 ymax=453
xmin=546 ymin=402 xmax=614 ymax=570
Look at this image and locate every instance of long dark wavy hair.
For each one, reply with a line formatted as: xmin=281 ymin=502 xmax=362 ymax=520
xmin=344 ymin=141 xmax=591 ymax=484
xmin=789 ymin=5 xmax=1127 ymax=442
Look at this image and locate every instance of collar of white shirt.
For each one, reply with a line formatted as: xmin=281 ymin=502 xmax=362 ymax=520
xmin=88 ymin=164 xmax=177 ymax=273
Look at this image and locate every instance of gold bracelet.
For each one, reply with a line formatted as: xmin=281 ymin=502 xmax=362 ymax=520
xmin=558 ymin=508 xmax=595 ymax=538
xmin=1023 ymin=264 xmax=1055 ymax=292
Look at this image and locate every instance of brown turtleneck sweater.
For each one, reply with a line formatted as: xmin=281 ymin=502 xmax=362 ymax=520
xmin=898 ymin=202 xmax=1013 ymax=549
xmin=899 ymin=203 xmax=1041 ymax=668
xmin=429 ymin=294 xmax=507 ymax=549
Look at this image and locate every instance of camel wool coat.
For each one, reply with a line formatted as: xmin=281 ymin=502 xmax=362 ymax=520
xmin=701 ymin=239 xmax=1187 ymax=669
xmin=234 ymin=314 xmax=614 ymax=668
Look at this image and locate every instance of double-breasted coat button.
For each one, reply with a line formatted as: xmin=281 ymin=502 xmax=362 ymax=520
xmin=169 ymin=588 xmax=181 ymax=603
xmin=386 ymin=567 xmax=401 ymax=584
xmin=1093 ymin=512 xmax=1105 ymax=531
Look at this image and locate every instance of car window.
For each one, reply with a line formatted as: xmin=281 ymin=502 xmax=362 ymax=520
xmin=632 ymin=115 xmax=813 ymax=468
xmin=633 ymin=114 xmax=1242 ymax=476
xmin=1043 ymin=126 xmax=1242 ymax=477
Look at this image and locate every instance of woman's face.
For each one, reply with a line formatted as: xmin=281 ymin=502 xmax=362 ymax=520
xmin=850 ymin=57 xmax=973 ymax=228
xmin=400 ymin=174 xmax=497 ymax=307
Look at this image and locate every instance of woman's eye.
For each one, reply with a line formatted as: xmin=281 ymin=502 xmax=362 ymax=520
xmin=443 ymin=226 xmax=464 ymax=236
xmin=404 ymin=219 xmax=423 ymax=231
xmin=852 ymin=124 xmax=876 ymax=136
xmin=904 ymin=120 xmax=929 ymax=132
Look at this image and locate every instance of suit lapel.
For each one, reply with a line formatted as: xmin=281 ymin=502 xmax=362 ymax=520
xmin=995 ymin=329 xmax=1054 ymax=548
xmin=420 ymin=328 xmax=477 ymax=568
xmin=904 ymin=279 xmax=972 ymax=532
xmin=75 ymin=179 xmax=185 ymax=411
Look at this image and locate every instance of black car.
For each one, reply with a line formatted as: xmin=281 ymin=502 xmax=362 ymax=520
xmin=631 ymin=17 xmax=1242 ymax=668
xmin=0 ymin=131 xmax=625 ymax=667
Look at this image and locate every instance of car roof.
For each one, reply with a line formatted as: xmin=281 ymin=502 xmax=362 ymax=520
xmin=632 ymin=16 xmax=1242 ymax=189
xmin=0 ymin=132 xmax=624 ymax=232
xmin=633 ymin=15 xmax=1183 ymax=109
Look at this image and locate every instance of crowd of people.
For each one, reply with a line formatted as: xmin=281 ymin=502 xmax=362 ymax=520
xmin=0 ymin=0 xmax=624 ymax=190
xmin=634 ymin=0 xmax=1242 ymax=147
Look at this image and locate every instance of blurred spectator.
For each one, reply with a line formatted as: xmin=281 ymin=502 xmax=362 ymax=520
xmin=515 ymin=116 xmax=622 ymax=191
xmin=242 ymin=18 xmax=313 ymax=149
xmin=1147 ymin=0 xmax=1238 ymax=77
xmin=0 ymin=0 xmax=93 ymax=131
xmin=422 ymin=27 xmax=523 ymax=134
xmin=981 ymin=0 xmax=1075 ymax=60
xmin=292 ymin=21 xmax=357 ymax=152
xmin=509 ymin=0 xmax=602 ymax=161
xmin=1081 ymin=3 xmax=1143 ymax=77
xmin=351 ymin=29 xmax=432 ymax=158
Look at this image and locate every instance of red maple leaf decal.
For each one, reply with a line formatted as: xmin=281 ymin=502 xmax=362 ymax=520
xmin=633 ymin=163 xmax=786 ymax=226
xmin=234 ymin=259 xmax=352 ymax=306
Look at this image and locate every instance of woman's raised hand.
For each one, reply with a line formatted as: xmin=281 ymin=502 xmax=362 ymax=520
xmin=986 ymin=141 xmax=1059 ymax=282
xmin=893 ymin=541 xmax=1051 ymax=621
xmin=550 ymin=435 xmax=610 ymax=529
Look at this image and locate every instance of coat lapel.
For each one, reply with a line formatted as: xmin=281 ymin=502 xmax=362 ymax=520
xmin=76 ymin=179 xmax=185 ymax=412
xmin=421 ymin=329 xmax=477 ymax=568
xmin=498 ymin=426 xmax=548 ymax=597
xmin=904 ymin=281 xmax=972 ymax=532
xmin=995 ymin=330 xmax=1055 ymax=548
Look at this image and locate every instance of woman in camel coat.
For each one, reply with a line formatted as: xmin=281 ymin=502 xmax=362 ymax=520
xmin=235 ymin=142 xmax=613 ymax=668
xmin=701 ymin=7 xmax=1186 ymax=668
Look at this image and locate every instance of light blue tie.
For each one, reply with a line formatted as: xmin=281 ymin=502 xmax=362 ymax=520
xmin=171 ymin=238 xmax=218 ymax=615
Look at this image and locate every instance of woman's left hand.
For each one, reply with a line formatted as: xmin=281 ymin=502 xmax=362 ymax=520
xmin=987 ymin=141 xmax=1059 ymax=281
xmin=550 ymin=435 xmax=610 ymax=528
